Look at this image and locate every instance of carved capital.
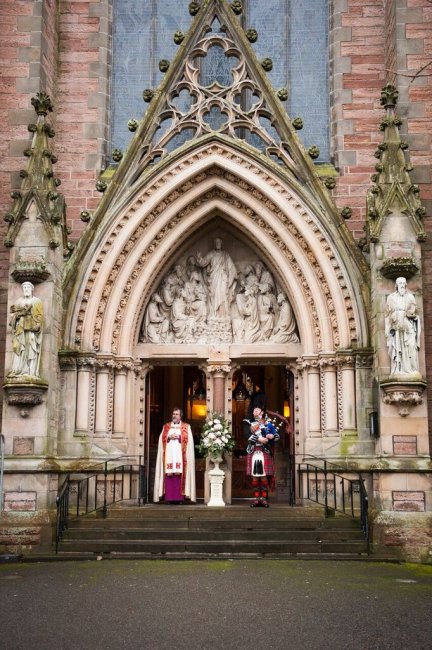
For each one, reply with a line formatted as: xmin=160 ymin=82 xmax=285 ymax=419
xmin=76 ymin=356 xmax=96 ymax=368
xmin=319 ymin=356 xmax=338 ymax=369
xmin=207 ymin=364 xmax=231 ymax=375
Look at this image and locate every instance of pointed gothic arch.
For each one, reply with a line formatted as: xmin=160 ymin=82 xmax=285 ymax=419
xmin=63 ymin=141 xmax=369 ymax=358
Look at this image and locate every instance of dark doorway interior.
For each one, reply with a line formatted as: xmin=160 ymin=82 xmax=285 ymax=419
xmin=231 ymin=366 xmax=294 ymax=501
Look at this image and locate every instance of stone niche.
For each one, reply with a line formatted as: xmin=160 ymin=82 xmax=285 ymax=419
xmin=140 ymin=225 xmax=300 ymax=346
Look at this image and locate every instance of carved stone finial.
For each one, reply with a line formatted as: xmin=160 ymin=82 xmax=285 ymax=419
xmin=112 ymin=149 xmax=123 ymax=162
xmin=4 ymin=94 xmax=70 ymax=254
xmin=142 ymin=89 xmax=154 ymax=103
xmin=80 ymin=210 xmax=91 ymax=223
xmin=189 ymin=1 xmax=200 ymax=15
xmin=174 ymin=30 xmax=185 ymax=45
xmin=127 ymin=119 xmax=139 ymax=132
xmin=246 ymin=28 xmax=258 ymax=43
xmin=324 ymin=177 xmax=336 ymax=190
xmin=159 ymin=59 xmax=170 ymax=73
xmin=380 ymin=84 xmax=398 ymax=109
xmin=292 ymin=117 xmax=303 ymax=130
xmin=231 ymin=1 xmax=243 ymax=15
xmin=340 ymin=206 xmax=352 ymax=220
xmin=308 ymin=145 xmax=320 ymax=160
xmin=95 ymin=180 xmax=107 ymax=193
xmin=31 ymin=92 xmax=53 ymax=116
xmin=366 ymin=84 xmax=427 ymax=242
xmin=261 ymin=58 xmax=273 ymax=72
xmin=277 ymin=88 xmax=288 ymax=101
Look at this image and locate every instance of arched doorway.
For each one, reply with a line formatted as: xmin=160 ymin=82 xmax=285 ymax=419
xmin=231 ymin=365 xmax=295 ymax=502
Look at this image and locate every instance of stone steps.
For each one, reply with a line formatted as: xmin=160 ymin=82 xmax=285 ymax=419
xmin=57 ymin=504 xmax=369 ymax=558
xmin=64 ymin=528 xmax=364 ymax=542
xmin=59 ymin=539 xmax=368 ymax=555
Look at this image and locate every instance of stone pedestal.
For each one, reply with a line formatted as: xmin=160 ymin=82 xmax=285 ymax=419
xmin=207 ymin=456 xmax=225 ymax=507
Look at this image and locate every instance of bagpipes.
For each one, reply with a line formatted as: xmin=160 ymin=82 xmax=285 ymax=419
xmin=243 ymin=416 xmax=282 ymax=477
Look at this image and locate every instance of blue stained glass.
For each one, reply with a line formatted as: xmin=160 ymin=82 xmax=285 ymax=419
xmin=247 ymin=0 xmax=329 ymax=161
xmin=111 ymin=0 xmax=329 ymax=161
xmin=111 ymin=0 xmax=192 ymax=154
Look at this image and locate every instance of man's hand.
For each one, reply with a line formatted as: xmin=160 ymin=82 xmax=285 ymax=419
xmin=266 ymin=433 xmax=274 ymax=440
xmin=258 ymin=436 xmax=268 ymax=444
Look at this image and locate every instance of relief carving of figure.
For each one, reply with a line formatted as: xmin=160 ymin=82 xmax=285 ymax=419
xmin=171 ymin=286 xmax=196 ymax=342
xmin=140 ymin=237 xmax=299 ymax=345
xmin=384 ymin=277 xmax=420 ymax=376
xmin=142 ymin=293 xmax=170 ymax=343
xmin=196 ymin=238 xmax=237 ymax=319
xmin=9 ymin=281 xmax=44 ymax=378
xmin=272 ymin=293 xmax=299 ymax=343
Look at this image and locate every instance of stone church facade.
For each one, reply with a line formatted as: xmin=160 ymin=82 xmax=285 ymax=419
xmin=0 ymin=0 xmax=431 ymax=561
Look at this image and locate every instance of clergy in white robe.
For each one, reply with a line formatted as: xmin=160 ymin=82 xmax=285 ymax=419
xmin=153 ymin=408 xmax=196 ymax=503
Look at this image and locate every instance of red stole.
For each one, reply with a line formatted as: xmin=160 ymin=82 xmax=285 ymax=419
xmin=161 ymin=422 xmax=189 ymax=496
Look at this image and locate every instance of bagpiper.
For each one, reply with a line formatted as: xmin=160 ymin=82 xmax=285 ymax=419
xmin=245 ymin=407 xmax=280 ymax=507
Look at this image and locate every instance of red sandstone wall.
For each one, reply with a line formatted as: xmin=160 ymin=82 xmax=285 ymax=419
xmin=55 ymin=0 xmax=111 ymax=239
xmin=0 ymin=0 xmax=431 ymax=436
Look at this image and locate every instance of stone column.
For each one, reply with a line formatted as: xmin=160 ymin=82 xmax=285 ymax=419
xmin=338 ymin=354 xmax=357 ymax=433
xmin=205 ymin=358 xmax=232 ymax=504
xmin=304 ymin=358 xmax=321 ymax=437
xmin=320 ymin=356 xmax=338 ymax=436
xmin=75 ymin=358 xmax=94 ymax=434
xmin=94 ymin=365 xmax=111 ymax=438
xmin=113 ymin=366 xmax=128 ymax=439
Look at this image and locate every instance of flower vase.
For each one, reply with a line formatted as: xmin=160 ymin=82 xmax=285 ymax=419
xmin=207 ymin=452 xmax=225 ymax=507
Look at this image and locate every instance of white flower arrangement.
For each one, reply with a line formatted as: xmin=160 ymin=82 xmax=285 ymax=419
xmin=197 ymin=412 xmax=235 ymax=458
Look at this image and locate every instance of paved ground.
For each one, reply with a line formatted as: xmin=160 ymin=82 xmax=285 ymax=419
xmin=1 ymin=559 xmax=431 ymax=650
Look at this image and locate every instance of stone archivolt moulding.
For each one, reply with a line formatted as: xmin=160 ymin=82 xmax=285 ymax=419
xmin=70 ymin=153 xmax=362 ymax=358
xmin=381 ymin=380 xmax=427 ymax=417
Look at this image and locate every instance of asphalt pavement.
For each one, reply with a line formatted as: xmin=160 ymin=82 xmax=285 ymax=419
xmin=1 ymin=559 xmax=431 ymax=650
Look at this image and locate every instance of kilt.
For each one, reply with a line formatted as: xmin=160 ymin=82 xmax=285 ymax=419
xmin=246 ymin=447 xmax=275 ymax=477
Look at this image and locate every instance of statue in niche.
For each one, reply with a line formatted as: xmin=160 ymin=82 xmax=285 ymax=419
xmin=272 ymin=293 xmax=299 ymax=343
xmin=384 ymin=277 xmax=420 ymax=376
xmin=141 ymin=293 xmax=170 ymax=344
xmin=9 ymin=281 xmax=44 ymax=378
xmin=196 ymin=238 xmax=237 ymax=320
xmin=140 ymin=238 xmax=300 ymax=345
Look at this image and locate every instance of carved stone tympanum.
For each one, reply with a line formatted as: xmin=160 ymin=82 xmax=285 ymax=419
xmin=140 ymin=237 xmax=299 ymax=345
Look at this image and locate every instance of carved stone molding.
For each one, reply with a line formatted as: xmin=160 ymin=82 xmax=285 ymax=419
xmin=11 ymin=261 xmax=50 ymax=284
xmin=74 ymin=151 xmax=359 ymax=355
xmin=381 ymin=380 xmax=427 ymax=417
xmin=3 ymin=379 xmax=48 ymax=418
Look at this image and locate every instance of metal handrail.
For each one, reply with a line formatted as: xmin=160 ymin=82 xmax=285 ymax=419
xmin=55 ymin=458 xmax=146 ymax=553
xmin=0 ymin=434 xmax=5 ymax=513
xmin=298 ymin=459 xmax=369 ymax=550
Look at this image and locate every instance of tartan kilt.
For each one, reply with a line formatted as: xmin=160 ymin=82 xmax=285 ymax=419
xmin=246 ymin=448 xmax=275 ymax=477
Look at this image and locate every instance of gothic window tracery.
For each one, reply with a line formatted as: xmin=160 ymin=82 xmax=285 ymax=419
xmin=111 ymin=0 xmax=329 ymax=161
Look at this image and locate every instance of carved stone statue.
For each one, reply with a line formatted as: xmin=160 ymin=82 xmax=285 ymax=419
xmin=140 ymin=239 xmax=299 ymax=345
xmin=9 ymin=281 xmax=44 ymax=378
xmin=196 ymin=238 xmax=237 ymax=319
xmin=384 ymin=277 xmax=420 ymax=376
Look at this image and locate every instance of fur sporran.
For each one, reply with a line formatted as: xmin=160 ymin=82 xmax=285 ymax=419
xmin=251 ymin=450 xmax=265 ymax=477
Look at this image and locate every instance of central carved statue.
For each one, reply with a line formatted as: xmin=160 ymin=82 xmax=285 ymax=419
xmin=140 ymin=237 xmax=299 ymax=345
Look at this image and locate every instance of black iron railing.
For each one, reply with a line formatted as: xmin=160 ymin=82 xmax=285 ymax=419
xmin=55 ymin=457 xmax=146 ymax=553
xmin=298 ymin=457 xmax=369 ymax=550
